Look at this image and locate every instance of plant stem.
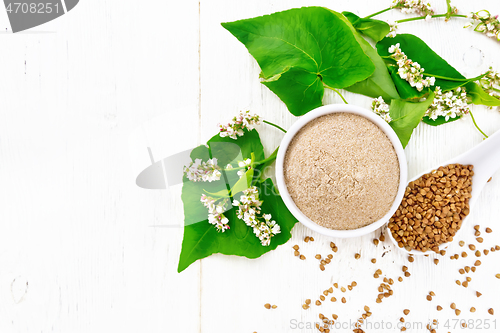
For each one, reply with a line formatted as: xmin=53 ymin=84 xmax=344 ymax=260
xmin=422 ymin=72 xmax=487 ymax=83
xmin=325 ymin=86 xmax=348 ymax=104
xmin=223 ymin=165 xmax=246 ymax=171
xmin=396 ymin=13 xmax=467 ymax=24
xmin=446 ymin=0 xmax=452 ymax=19
xmin=422 ymin=73 xmax=469 ymax=81
xmin=263 ymin=120 xmax=287 ymax=133
xmin=364 ymin=7 xmax=392 ymax=19
xmin=469 ymin=110 xmax=489 ymax=139
xmin=253 ymin=149 xmax=279 ymax=168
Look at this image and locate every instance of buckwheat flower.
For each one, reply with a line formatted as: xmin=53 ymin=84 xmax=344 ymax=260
xmin=425 ymin=86 xmax=470 ymax=121
xmin=371 ymin=97 xmax=392 ymax=123
xmin=466 ymin=10 xmax=500 ymax=41
xmin=218 ymin=110 xmax=261 ymax=140
xmin=237 ymin=158 xmax=252 ymax=178
xmin=201 ymin=194 xmax=230 ymax=232
xmin=391 ymin=0 xmax=434 ymax=17
xmin=389 ymin=43 xmax=435 ymax=91
xmin=183 ymin=158 xmax=222 ymax=182
xmin=479 ymin=67 xmax=500 ymax=99
xmin=386 ymin=23 xmax=398 ymax=38
xmin=233 ymin=186 xmax=280 ymax=246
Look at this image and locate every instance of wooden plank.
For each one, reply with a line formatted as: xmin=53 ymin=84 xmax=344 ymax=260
xmin=0 ymin=0 xmax=202 ymax=332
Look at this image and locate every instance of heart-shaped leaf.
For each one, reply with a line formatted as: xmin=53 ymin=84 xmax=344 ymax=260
xmin=389 ymin=91 xmax=436 ymax=147
xmin=222 ymin=7 xmax=375 ymax=116
xmin=178 ymin=131 xmax=298 ymax=272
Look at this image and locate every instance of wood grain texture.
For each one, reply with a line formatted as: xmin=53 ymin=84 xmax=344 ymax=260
xmin=0 ymin=0 xmax=499 ymax=332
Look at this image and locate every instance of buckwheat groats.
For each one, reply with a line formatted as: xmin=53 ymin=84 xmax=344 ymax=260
xmin=389 ymin=164 xmax=473 ymax=252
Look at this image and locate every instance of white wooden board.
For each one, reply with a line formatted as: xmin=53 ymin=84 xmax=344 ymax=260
xmin=0 ymin=0 xmax=499 ymax=332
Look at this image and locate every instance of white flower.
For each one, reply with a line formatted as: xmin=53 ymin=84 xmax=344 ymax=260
xmin=232 ymin=186 xmax=281 ymax=246
xmin=425 ymin=86 xmax=470 ymax=120
xmin=238 ymin=159 xmax=251 ymax=168
xmin=467 ymin=10 xmax=500 ymax=42
xmin=236 ymin=158 xmax=252 ymax=178
xmin=478 ymin=67 xmax=500 ymax=106
xmin=388 ymin=44 xmax=435 ymax=92
xmin=218 ymin=110 xmax=261 ymax=140
xmin=201 ymin=194 xmax=231 ymax=232
xmin=183 ymin=158 xmax=222 ymax=182
xmin=386 ymin=25 xmax=398 ymax=38
xmin=388 ymin=44 xmax=397 ymax=53
xmin=371 ymin=96 xmax=393 ymax=123
xmin=391 ymin=0 xmax=434 ymax=17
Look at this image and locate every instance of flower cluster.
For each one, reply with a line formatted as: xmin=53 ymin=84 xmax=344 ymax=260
xmin=371 ymin=97 xmax=393 ymax=123
xmin=391 ymin=0 xmax=434 ymax=17
xmin=237 ymin=159 xmax=252 ymax=178
xmin=466 ymin=10 xmax=500 ymax=41
xmin=183 ymin=158 xmax=221 ymax=182
xmin=218 ymin=110 xmax=261 ymax=140
xmin=386 ymin=23 xmax=398 ymax=38
xmin=479 ymin=67 xmax=500 ymax=99
xmin=389 ymin=43 xmax=436 ymax=91
xmin=233 ymin=186 xmax=280 ymax=246
xmin=425 ymin=86 xmax=469 ymax=121
xmin=200 ymin=194 xmax=230 ymax=232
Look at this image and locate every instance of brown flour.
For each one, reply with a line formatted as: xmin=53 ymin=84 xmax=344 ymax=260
xmin=284 ymin=113 xmax=400 ymax=230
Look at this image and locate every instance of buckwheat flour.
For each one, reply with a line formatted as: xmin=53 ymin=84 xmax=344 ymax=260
xmin=284 ymin=113 xmax=400 ymax=230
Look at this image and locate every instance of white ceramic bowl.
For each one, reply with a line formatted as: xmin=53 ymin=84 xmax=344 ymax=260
xmin=275 ymin=104 xmax=408 ymax=238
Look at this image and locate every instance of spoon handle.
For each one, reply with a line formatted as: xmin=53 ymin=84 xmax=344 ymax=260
xmin=453 ymin=129 xmax=500 ymax=208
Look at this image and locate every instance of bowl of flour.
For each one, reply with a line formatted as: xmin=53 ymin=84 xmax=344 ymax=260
xmin=275 ymin=104 xmax=407 ymax=238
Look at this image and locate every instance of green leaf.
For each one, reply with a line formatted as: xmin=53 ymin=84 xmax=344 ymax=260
xmin=222 ymin=7 xmax=375 ymax=116
xmin=389 ymin=91 xmax=436 ymax=148
xmin=466 ymin=82 xmax=500 ymax=107
xmin=229 ymin=168 xmax=254 ymax=196
xmin=258 ymin=147 xmax=279 ymax=182
xmin=342 ymin=11 xmax=390 ymax=43
xmin=345 ymin=28 xmax=400 ymax=101
xmin=377 ymin=34 xmax=478 ymax=98
xmin=388 ymin=66 xmax=429 ymax=100
xmin=208 ymin=129 xmax=264 ymax=165
xmin=203 ymin=188 xmax=230 ymax=198
xmin=180 ymin=145 xmax=232 ymax=236
xmin=208 ymin=129 xmax=265 ymax=187
xmin=262 ymin=67 xmax=323 ymax=116
xmin=178 ymin=178 xmax=298 ymax=273
xmin=422 ymin=115 xmax=461 ymax=126
xmin=178 ymin=131 xmax=298 ymax=272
